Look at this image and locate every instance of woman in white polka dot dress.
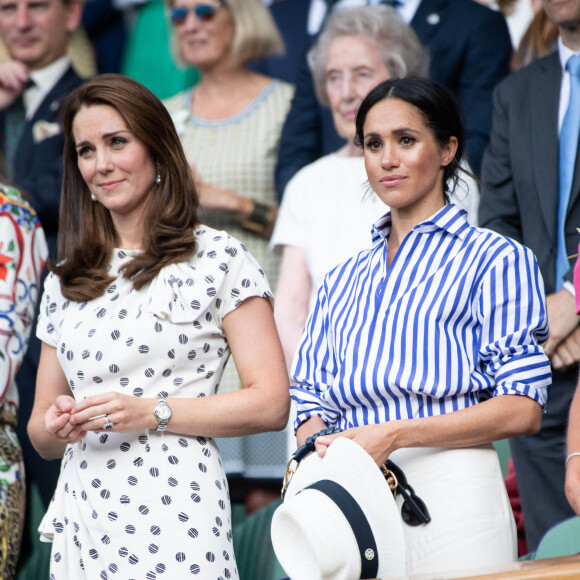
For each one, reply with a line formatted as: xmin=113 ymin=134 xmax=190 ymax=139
xmin=27 ymin=74 xmax=290 ymax=580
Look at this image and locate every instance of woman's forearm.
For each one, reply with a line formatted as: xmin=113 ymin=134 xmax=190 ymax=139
xmin=296 ymin=416 xmax=328 ymax=447
xmin=387 ymin=394 xmax=541 ymax=452
xmin=566 ymin=380 xmax=580 ymax=515
xmin=316 ymin=394 xmax=542 ymax=466
xmin=28 ymin=410 xmax=70 ymax=461
xmin=274 ymin=246 xmax=312 ymax=373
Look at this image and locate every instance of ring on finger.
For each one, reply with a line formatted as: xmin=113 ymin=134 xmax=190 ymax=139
xmin=103 ymin=416 xmax=114 ymax=431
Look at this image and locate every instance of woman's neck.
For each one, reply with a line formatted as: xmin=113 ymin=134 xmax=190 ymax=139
xmin=192 ymin=67 xmax=271 ymax=120
xmin=336 ymin=141 xmax=363 ymax=158
xmin=387 ymin=199 xmax=446 ymax=265
xmin=112 ymin=216 xmax=145 ymax=251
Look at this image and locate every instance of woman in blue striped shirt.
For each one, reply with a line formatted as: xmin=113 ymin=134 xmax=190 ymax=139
xmin=291 ymin=77 xmax=551 ymax=574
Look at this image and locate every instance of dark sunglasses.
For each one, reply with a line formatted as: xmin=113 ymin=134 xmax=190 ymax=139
xmin=382 ymin=459 xmax=431 ymax=526
xmin=169 ymin=2 xmax=221 ymax=24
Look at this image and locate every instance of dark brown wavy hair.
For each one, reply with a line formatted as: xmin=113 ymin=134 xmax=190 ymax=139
xmin=52 ymin=73 xmax=199 ymax=302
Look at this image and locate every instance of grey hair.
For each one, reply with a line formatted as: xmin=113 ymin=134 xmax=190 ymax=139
xmin=308 ymin=5 xmax=429 ymax=107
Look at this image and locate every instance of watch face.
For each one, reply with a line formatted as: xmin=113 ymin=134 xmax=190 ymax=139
xmin=155 ymin=404 xmax=172 ymax=421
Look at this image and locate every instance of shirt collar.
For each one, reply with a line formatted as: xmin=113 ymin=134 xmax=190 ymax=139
xmin=558 ymin=36 xmax=580 ymax=71
xmin=25 ymin=56 xmax=70 ymax=119
xmin=371 ymin=204 xmax=470 ymax=245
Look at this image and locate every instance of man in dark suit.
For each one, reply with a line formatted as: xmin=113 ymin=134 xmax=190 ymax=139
xmin=270 ymin=0 xmax=513 ymax=197
xmin=479 ymin=0 xmax=580 ymax=551
xmin=0 ymin=0 xmax=84 ymax=516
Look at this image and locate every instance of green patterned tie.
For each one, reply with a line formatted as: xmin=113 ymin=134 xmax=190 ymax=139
xmin=4 ymin=96 xmax=26 ymax=182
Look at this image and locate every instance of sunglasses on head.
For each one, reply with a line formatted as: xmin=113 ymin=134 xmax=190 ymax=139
xmin=169 ymin=2 xmax=221 ymax=24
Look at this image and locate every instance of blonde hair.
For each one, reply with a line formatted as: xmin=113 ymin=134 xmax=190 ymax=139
xmin=168 ymin=0 xmax=284 ymax=66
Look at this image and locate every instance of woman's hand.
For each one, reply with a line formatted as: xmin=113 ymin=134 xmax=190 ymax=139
xmin=190 ymin=162 xmax=252 ymax=215
xmin=189 ymin=162 xmax=276 ymax=238
xmin=44 ymin=395 xmax=85 ymax=444
xmin=315 ymin=423 xmax=397 ymax=467
xmin=69 ymin=392 xmax=154 ymax=433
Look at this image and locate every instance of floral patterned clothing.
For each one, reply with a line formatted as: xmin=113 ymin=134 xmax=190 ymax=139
xmin=0 ymin=183 xmax=47 ymax=578
xmin=37 ymin=227 xmax=272 ymax=579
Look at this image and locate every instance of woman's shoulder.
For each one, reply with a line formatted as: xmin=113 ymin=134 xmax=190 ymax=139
xmin=252 ymin=78 xmax=294 ymax=116
xmin=470 ymin=223 xmax=532 ymax=257
xmin=146 ymin=225 xmax=271 ymax=323
xmin=286 ymin=153 xmax=363 ymax=194
xmin=269 ymin=77 xmax=294 ymax=99
xmin=162 ymin=89 xmax=190 ymax=112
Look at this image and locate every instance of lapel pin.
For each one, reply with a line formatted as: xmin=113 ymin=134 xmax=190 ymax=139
xmin=427 ymin=12 xmax=440 ymax=25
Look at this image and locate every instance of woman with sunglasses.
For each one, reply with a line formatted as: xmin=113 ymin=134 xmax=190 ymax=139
xmin=289 ymin=77 xmax=551 ymax=575
xmin=163 ymin=0 xmax=293 ymax=512
xmin=27 ymin=74 xmax=289 ymax=579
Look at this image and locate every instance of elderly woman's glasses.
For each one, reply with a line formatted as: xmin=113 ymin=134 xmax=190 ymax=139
xmin=170 ymin=2 xmax=221 ymax=24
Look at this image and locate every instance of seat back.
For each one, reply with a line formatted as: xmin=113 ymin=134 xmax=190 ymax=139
xmin=233 ymin=499 xmax=286 ymax=580
xmin=535 ymin=516 xmax=580 ymax=560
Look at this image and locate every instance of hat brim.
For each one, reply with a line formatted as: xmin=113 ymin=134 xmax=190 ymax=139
xmin=272 ymin=437 xmax=406 ymax=579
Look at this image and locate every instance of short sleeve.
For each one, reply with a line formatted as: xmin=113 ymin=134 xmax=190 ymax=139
xmin=214 ymin=235 xmax=273 ymax=326
xmin=269 ymin=163 xmax=315 ymax=254
xmin=147 ymin=227 xmax=273 ymax=328
xmin=36 ymin=271 xmax=63 ymax=348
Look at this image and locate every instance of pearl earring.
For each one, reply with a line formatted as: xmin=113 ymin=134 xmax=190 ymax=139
xmin=91 ymin=193 xmax=97 ymax=202
xmin=156 ymin=174 xmax=161 ymax=185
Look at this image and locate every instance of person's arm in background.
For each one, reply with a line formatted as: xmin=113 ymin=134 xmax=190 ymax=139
xmin=565 ymin=252 xmax=580 ymax=515
xmin=274 ymin=245 xmax=312 ymax=373
xmin=566 ymin=378 xmax=580 ymax=515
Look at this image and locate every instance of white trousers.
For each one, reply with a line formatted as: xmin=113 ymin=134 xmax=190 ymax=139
xmin=389 ymin=445 xmax=517 ymax=576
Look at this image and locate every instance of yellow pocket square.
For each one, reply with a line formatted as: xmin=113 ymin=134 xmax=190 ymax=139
xmin=32 ymin=120 xmax=60 ymax=143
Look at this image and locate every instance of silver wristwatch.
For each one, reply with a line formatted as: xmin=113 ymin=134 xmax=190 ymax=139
xmin=154 ymin=396 xmax=172 ymax=432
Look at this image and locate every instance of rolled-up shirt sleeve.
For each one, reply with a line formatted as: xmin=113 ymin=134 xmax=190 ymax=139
xmin=477 ymin=242 xmax=551 ymax=408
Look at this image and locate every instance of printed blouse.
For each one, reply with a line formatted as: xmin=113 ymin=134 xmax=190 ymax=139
xmin=0 ymin=184 xmax=47 ymax=411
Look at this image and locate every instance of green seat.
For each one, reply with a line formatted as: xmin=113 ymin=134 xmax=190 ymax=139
xmin=493 ymin=438 xmax=511 ymax=478
xmin=16 ymin=482 xmax=51 ymax=580
xmin=534 ymin=516 xmax=580 ymax=560
xmin=233 ymin=499 xmax=286 ymax=580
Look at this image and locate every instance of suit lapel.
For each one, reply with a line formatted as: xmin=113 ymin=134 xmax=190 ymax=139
xmin=531 ymin=53 xmax=561 ymax=241
xmin=28 ymin=66 xmax=82 ymax=126
xmin=568 ymin=98 xmax=580 ymax=212
xmin=15 ymin=66 xmax=82 ymax=169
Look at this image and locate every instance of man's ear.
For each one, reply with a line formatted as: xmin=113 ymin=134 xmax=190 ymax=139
xmin=65 ymin=0 xmax=84 ymax=34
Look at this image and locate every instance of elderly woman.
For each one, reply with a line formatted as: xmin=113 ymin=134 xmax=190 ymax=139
xmin=288 ymin=77 xmax=550 ymax=576
xmin=271 ymin=6 xmax=432 ymax=370
xmin=163 ymin=1 xmax=293 ymax=505
xmin=0 ymin=183 xmax=47 ymax=579
xmin=28 ymin=74 xmax=289 ymax=579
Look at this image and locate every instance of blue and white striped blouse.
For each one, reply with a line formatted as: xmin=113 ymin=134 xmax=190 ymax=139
xmin=291 ymin=204 xmax=551 ymax=431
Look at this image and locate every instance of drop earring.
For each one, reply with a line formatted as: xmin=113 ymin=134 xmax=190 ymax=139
xmin=91 ymin=193 xmax=97 ymax=202
xmin=156 ymin=173 xmax=161 ymax=185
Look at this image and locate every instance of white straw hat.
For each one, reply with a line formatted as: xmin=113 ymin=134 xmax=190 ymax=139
xmin=271 ymin=437 xmax=406 ymax=580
